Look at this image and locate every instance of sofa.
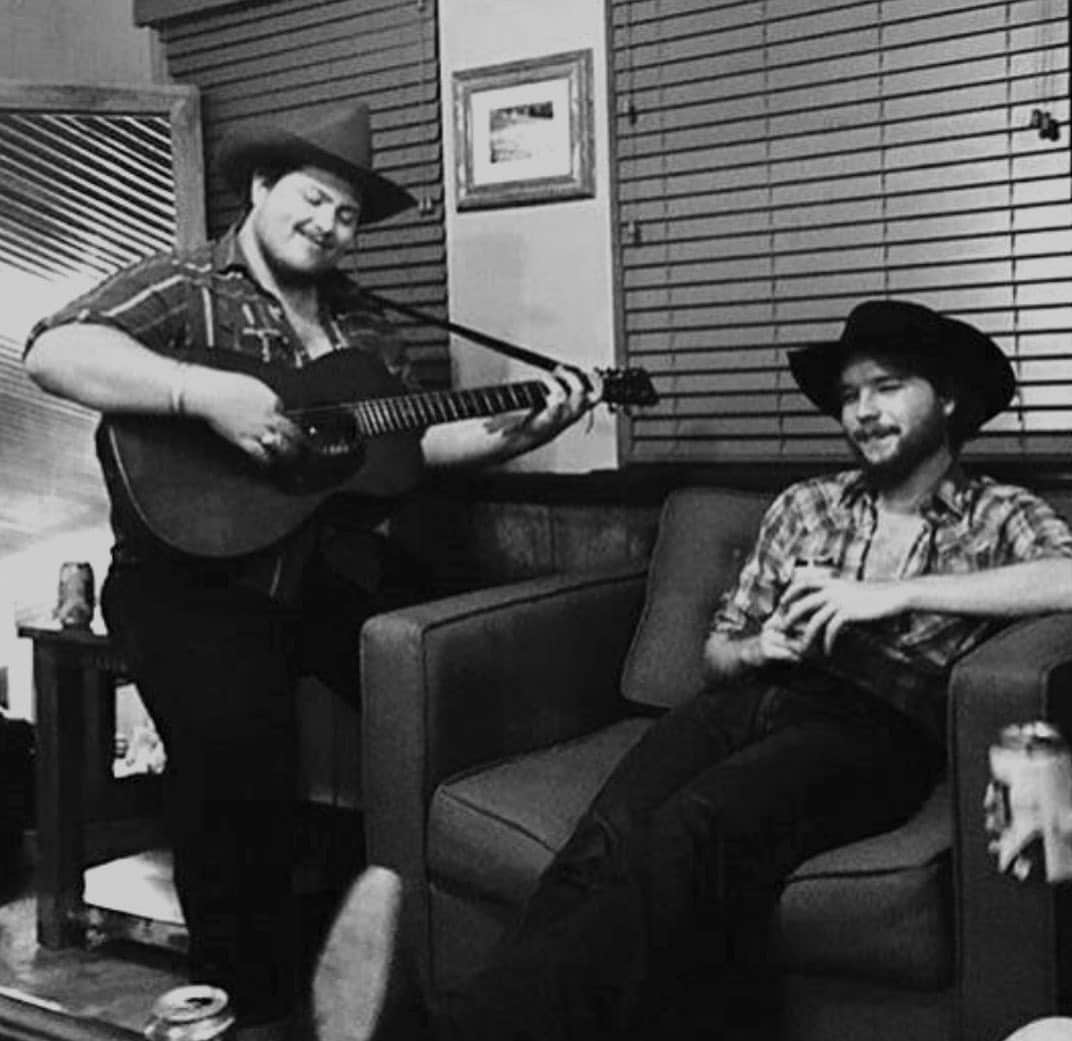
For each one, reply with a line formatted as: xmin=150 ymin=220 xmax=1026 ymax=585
xmin=362 ymin=485 xmax=1072 ymax=1041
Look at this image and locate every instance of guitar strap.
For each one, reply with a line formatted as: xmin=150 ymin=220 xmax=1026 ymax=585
xmin=360 ymin=289 xmax=575 ymax=376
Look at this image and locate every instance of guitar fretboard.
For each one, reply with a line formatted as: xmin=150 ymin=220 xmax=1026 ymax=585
xmin=347 ymin=381 xmax=549 ymax=437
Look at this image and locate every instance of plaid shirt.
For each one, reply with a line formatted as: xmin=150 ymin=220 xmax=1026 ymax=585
xmin=26 ymin=225 xmax=414 ymax=379
xmin=714 ymin=467 xmax=1072 ymax=677
xmin=26 ymin=226 xmax=416 ymax=590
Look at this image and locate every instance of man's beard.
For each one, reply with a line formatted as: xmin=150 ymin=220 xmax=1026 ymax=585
xmin=847 ymin=406 xmax=949 ymax=488
xmin=252 ymin=217 xmax=338 ymax=289
xmin=263 ymin=247 xmax=327 ymax=289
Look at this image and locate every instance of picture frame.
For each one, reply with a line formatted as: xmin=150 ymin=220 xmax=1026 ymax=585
xmin=452 ymin=49 xmax=595 ymax=211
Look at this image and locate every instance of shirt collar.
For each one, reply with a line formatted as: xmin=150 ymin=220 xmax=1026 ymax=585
xmin=839 ymin=462 xmax=973 ymax=520
xmin=211 ymin=223 xmax=251 ymax=275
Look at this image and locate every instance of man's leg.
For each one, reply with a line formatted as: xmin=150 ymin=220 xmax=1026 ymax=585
xmin=312 ymin=682 xmax=770 ymax=1041
xmin=102 ymin=566 xmax=302 ymax=1025
xmin=314 ymin=682 xmax=942 ymax=1041
xmin=439 ymin=683 xmax=939 ymax=1040
xmin=512 ymin=677 xmax=771 ymax=936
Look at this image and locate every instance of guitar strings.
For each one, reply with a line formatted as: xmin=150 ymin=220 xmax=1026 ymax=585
xmin=281 ymin=381 xmax=551 ymax=422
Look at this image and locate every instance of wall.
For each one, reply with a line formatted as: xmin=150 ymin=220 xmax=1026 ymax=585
xmin=439 ymin=0 xmax=619 ymax=473
xmin=0 ymin=0 xmax=161 ymax=83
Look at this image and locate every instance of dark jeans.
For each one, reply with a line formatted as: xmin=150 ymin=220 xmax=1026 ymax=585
xmin=101 ymin=551 xmax=380 ymax=1023
xmin=439 ymin=673 xmax=945 ymax=1041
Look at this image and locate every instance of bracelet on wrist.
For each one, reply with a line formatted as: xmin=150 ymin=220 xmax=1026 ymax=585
xmin=169 ymin=360 xmax=190 ymax=416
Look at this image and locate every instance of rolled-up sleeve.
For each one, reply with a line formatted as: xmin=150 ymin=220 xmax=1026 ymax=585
xmin=24 ymin=252 xmax=189 ymax=359
xmin=1001 ymin=489 xmax=1072 ymax=562
xmin=711 ymin=487 xmax=798 ymax=637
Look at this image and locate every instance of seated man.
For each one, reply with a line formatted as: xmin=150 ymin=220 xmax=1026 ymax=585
xmin=314 ymin=299 xmax=1072 ymax=1041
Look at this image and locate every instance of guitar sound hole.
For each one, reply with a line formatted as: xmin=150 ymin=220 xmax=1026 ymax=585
xmin=268 ymin=413 xmax=367 ymax=495
xmin=302 ymin=414 xmax=361 ymax=458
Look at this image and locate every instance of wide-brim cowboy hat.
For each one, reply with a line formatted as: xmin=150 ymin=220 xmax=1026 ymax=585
xmin=216 ymin=101 xmax=417 ymax=225
xmin=788 ymin=299 xmax=1015 ymax=439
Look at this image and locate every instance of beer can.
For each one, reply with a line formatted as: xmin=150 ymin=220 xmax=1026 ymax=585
xmin=55 ymin=561 xmax=95 ymax=629
xmin=144 ymin=985 xmax=235 ymax=1041
xmin=988 ymin=722 xmax=1072 ymax=883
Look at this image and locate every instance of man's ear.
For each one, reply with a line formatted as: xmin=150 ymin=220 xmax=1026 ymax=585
xmin=248 ymin=170 xmax=272 ymax=210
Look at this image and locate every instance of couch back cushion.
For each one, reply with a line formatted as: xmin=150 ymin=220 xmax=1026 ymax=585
xmin=621 ymin=486 xmax=774 ymax=709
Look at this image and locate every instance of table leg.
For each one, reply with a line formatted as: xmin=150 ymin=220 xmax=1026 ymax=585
xmin=33 ymin=644 xmax=88 ymax=948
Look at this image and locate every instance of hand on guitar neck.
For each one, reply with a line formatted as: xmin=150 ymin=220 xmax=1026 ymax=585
xmin=422 ymin=364 xmax=601 ymax=469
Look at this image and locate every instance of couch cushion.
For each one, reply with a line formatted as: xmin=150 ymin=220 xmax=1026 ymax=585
xmin=428 ymin=718 xmax=653 ymax=905
xmin=621 ymin=487 xmax=772 ymax=709
xmin=775 ymin=780 xmax=952 ymax=988
xmin=429 ymin=724 xmax=952 ymax=989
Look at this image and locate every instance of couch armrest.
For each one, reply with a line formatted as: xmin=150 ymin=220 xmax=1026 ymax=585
xmin=361 ymin=564 xmax=647 ymax=873
xmin=950 ymin=612 xmax=1072 ymax=1041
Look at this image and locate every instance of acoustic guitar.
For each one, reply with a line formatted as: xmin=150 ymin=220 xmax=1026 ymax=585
xmin=102 ymin=347 xmax=658 ymax=559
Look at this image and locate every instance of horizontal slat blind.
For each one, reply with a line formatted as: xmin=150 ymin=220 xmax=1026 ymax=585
xmin=612 ymin=0 xmax=1070 ymax=463
xmin=157 ymin=0 xmax=449 ymax=387
xmin=0 ymin=110 xmax=178 ymax=553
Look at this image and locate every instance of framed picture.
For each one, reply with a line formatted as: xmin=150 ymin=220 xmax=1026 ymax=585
xmin=452 ymin=49 xmax=595 ymax=211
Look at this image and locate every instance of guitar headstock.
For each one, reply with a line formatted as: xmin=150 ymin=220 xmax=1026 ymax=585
xmin=596 ymin=367 xmax=659 ymax=410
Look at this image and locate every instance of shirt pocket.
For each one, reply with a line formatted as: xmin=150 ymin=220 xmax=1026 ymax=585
xmin=935 ymin=530 xmax=998 ymax=574
xmin=786 ymin=532 xmax=844 ymax=575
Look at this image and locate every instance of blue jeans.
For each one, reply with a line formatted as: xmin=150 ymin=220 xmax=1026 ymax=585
xmin=439 ymin=673 xmax=945 ymax=1041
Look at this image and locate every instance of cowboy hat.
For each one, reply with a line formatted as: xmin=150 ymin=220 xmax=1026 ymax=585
xmin=788 ymin=299 xmax=1015 ymax=440
xmin=216 ymin=101 xmax=417 ymax=225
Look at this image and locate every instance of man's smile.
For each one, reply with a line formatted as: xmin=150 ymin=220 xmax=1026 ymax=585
xmin=297 ymin=227 xmax=332 ymax=251
xmin=853 ymin=426 xmax=899 ymax=445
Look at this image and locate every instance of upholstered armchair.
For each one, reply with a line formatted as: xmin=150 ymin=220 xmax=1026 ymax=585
xmin=362 ymin=486 xmax=1072 ymax=1041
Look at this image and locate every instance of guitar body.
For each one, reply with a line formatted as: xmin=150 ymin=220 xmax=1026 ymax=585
xmin=103 ymin=348 xmax=424 ymax=559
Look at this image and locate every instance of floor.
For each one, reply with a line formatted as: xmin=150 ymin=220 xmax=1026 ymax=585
xmin=0 ymin=807 xmax=366 ymax=1035
xmin=0 ymin=843 xmax=185 ymax=1032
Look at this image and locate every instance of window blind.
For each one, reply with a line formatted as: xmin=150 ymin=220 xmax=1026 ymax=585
xmin=611 ymin=0 xmax=1070 ymax=464
xmin=154 ymin=0 xmax=449 ymax=387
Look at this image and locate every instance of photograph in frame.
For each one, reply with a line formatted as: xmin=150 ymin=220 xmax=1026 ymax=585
xmin=452 ymin=49 xmax=595 ymax=210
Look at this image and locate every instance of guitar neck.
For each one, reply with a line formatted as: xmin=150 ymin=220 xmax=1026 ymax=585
xmin=339 ymin=380 xmax=550 ymax=437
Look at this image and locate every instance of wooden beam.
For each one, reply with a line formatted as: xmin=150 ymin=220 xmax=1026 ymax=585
xmin=0 ymin=79 xmax=207 ymax=251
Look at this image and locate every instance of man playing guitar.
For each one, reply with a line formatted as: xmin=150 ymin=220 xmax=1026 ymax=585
xmin=23 ymin=100 xmax=596 ymax=1035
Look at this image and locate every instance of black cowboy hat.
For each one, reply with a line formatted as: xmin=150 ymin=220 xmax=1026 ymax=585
xmin=216 ymin=101 xmax=417 ymax=225
xmin=788 ymin=299 xmax=1015 ymax=439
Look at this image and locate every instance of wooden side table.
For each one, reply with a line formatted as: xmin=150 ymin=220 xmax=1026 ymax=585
xmin=16 ymin=621 xmax=171 ymax=950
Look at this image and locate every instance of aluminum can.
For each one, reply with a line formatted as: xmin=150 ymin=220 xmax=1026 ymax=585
xmin=55 ymin=561 xmax=94 ymax=629
xmin=988 ymin=722 xmax=1072 ymax=883
xmin=144 ymin=985 xmax=235 ymax=1041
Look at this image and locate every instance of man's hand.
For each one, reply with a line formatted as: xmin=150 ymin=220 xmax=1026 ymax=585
xmin=513 ymin=366 xmax=600 ymax=448
xmin=421 ymin=365 xmax=601 ymax=469
xmin=752 ymin=612 xmax=812 ymax=665
xmin=778 ymin=572 xmax=909 ymax=656
xmin=703 ymin=613 xmax=810 ymax=681
xmin=182 ymin=365 xmax=303 ymax=467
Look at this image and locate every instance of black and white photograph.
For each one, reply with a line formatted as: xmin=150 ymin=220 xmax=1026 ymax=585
xmin=0 ymin=3 xmax=1070 ymax=1041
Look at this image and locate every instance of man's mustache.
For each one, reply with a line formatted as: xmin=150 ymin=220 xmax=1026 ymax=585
xmin=853 ymin=425 xmax=899 ymax=443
